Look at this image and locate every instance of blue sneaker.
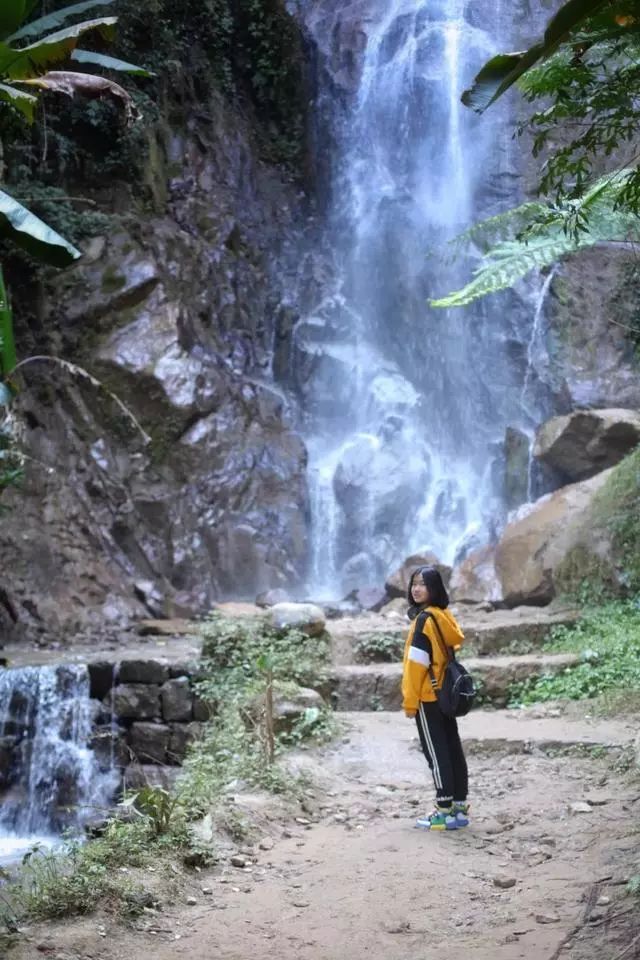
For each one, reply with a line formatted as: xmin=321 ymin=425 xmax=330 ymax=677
xmin=453 ymin=802 xmax=469 ymax=827
xmin=416 ymin=808 xmax=458 ymax=831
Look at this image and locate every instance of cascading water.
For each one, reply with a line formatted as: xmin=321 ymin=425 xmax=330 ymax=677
xmin=0 ymin=665 xmax=118 ymax=860
xmin=297 ymin=0 xmax=555 ymax=597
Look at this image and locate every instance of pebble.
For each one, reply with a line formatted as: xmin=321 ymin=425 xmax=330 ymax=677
xmin=259 ymin=837 xmax=274 ymax=851
xmin=231 ymin=855 xmax=249 ymax=868
xmin=292 ymin=901 xmax=310 ymax=908
xmin=569 ymin=802 xmax=593 ymax=814
xmin=295 ymin=817 xmax=311 ymax=825
xmin=493 ymin=876 xmax=517 ymax=889
xmin=597 ymin=895 xmax=611 ymax=906
xmin=201 ymin=887 xmax=213 ymax=896
xmin=535 ymin=914 xmax=560 ymax=924
xmin=186 ymin=897 xmax=197 ymax=906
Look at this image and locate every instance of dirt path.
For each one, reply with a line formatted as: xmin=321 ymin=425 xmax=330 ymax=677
xmin=11 ymin=710 xmax=639 ymax=960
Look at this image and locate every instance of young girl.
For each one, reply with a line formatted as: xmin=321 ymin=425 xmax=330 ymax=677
xmin=402 ymin=565 xmax=469 ymax=831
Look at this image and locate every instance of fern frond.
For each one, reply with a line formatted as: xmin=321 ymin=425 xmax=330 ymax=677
xmin=431 ymin=170 xmax=640 ymax=308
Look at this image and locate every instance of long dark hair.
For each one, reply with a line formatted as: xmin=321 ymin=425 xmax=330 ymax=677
xmin=407 ymin=565 xmax=450 ymax=613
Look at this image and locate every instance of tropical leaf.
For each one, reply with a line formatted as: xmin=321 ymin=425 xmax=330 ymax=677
xmin=0 ymin=79 xmax=36 ymax=120
xmin=461 ymin=0 xmax=609 ymax=113
xmin=71 ymin=48 xmax=153 ymax=77
xmin=0 ymin=188 xmax=81 ymax=267
xmin=0 ymin=0 xmax=29 ymax=42
xmin=22 ymin=70 xmax=138 ymax=121
xmin=1 ymin=17 xmax=117 ymax=80
xmin=0 ymin=267 xmax=17 ymax=378
xmin=430 ymin=172 xmax=640 ymax=307
xmin=7 ymin=0 xmax=115 ymax=43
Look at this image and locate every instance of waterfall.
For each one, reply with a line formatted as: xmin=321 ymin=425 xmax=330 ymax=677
xmin=0 ymin=665 xmax=118 ymax=860
xmin=297 ymin=0 xmax=554 ymax=597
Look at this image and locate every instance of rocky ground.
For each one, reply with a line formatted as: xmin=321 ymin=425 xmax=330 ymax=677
xmin=5 ymin=598 xmax=640 ymax=960
xmin=6 ymin=705 xmax=639 ymax=960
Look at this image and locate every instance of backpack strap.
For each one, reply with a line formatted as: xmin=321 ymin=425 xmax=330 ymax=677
xmin=415 ymin=610 xmax=454 ymax=691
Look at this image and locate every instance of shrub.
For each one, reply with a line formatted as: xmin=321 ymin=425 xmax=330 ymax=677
xmin=353 ymin=632 xmax=404 ymax=663
xmin=508 ymin=599 xmax=640 ymax=706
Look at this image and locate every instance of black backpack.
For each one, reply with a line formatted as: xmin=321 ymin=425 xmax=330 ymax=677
xmin=416 ymin=611 xmax=476 ymax=718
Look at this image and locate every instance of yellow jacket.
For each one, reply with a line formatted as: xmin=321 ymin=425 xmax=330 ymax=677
xmin=401 ymin=606 xmax=465 ymax=711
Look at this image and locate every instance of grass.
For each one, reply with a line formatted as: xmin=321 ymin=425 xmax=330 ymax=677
xmin=508 ymin=598 xmax=640 ymax=706
xmin=0 ymin=613 xmax=337 ymax=932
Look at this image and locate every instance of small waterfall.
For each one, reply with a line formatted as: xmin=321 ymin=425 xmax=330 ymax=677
xmin=0 ymin=665 xmax=118 ymax=860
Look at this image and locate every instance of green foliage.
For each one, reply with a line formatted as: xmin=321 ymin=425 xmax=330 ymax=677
xmin=199 ymin=613 xmax=330 ymax=694
xmin=431 ymin=171 xmax=640 ymax=307
xmin=177 ymin=613 xmax=331 ymax=816
xmin=353 ymin=632 xmax=404 ymax=663
xmin=461 ymin=0 xmax=609 ymax=113
xmin=120 ymin=786 xmax=183 ymax=837
xmin=508 ymin=599 xmax=640 ymax=705
xmin=592 ymin=445 xmax=640 ymax=591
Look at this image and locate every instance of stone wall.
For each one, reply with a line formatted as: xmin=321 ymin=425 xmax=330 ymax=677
xmin=88 ymin=658 xmax=212 ymax=787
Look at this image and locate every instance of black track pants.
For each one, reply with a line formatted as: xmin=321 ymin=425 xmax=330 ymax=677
xmin=415 ymin=700 xmax=468 ymax=806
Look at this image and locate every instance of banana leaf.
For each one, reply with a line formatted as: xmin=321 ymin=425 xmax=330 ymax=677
xmin=7 ymin=0 xmax=116 ymax=43
xmin=0 ymin=188 xmax=81 ymax=267
xmin=461 ymin=0 xmax=609 ymax=113
xmin=71 ymin=48 xmax=153 ymax=77
xmin=0 ymin=80 xmax=36 ymax=120
xmin=0 ymin=1 xmax=29 ymax=42
xmin=0 ymin=267 xmax=16 ymax=378
xmin=0 ymin=17 xmax=117 ymax=80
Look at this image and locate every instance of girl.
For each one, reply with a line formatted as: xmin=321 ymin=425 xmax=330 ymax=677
xmin=402 ymin=565 xmax=469 ymax=831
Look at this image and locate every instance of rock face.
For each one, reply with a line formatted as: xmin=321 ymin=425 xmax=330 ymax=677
xmin=495 ymin=471 xmax=613 ymax=607
xmin=450 ymin=545 xmax=501 ymax=605
xmin=534 ymin=409 xmax=640 ymax=482
xmin=1 ymin=81 xmax=315 ymax=644
xmin=385 ymin=553 xmax=450 ymax=600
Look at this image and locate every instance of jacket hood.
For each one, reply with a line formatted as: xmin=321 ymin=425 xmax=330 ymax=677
xmin=429 ymin=606 xmax=465 ymax=645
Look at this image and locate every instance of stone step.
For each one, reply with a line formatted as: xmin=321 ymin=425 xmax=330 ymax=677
xmin=328 ymin=605 xmax=579 ymax=664
xmin=324 ymin=710 xmax=636 ymax=783
xmin=325 ymin=653 xmax=580 ymax=711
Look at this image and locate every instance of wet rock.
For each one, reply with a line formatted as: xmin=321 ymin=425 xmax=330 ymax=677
xmin=385 ymin=552 xmax=449 ymax=599
xmin=112 ymin=683 xmax=161 ymax=720
xmin=450 ymin=545 xmax=501 ymax=605
xmin=504 ymin=426 xmax=531 ymax=511
xmin=118 ymin=660 xmax=170 ymax=684
xmin=534 ymin=409 xmax=640 ymax=482
xmin=128 ymin=722 xmax=170 ymax=764
xmin=255 ymin=588 xmax=289 ymax=608
xmin=345 ymin=586 xmax=388 ymax=612
xmin=268 ymin=603 xmax=326 ymax=637
xmin=161 ymin=677 xmax=193 ymax=722
xmin=88 ymin=661 xmax=117 ymax=700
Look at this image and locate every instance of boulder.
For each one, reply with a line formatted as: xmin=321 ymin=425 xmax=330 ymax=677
xmin=385 ymin=552 xmax=449 ymax=599
xmin=267 ymin=602 xmax=326 ymax=637
xmin=161 ymin=677 xmax=193 ymax=722
xmin=450 ymin=545 xmax=502 ymax=605
xmin=255 ymin=588 xmax=289 ymax=608
xmin=111 ymin=683 xmax=161 ymax=720
xmin=272 ymin=687 xmax=324 ymax=734
xmin=495 ymin=470 xmax=613 ymax=607
xmin=534 ymin=409 xmax=640 ymax=482
xmin=128 ymin=722 xmax=170 ymax=764
xmin=118 ymin=659 xmax=170 ymax=685
xmin=345 ymin=586 xmax=388 ymax=612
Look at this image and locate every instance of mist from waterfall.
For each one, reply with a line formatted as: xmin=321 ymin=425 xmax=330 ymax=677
xmin=297 ymin=0 xmax=554 ymax=598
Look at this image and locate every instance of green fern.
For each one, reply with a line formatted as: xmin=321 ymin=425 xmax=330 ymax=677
xmin=431 ymin=170 xmax=640 ymax=308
